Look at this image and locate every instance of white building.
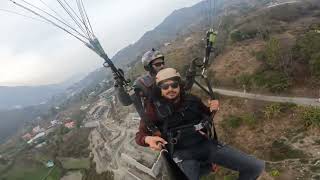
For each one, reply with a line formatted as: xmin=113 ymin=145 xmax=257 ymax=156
xmin=50 ymin=120 xmax=58 ymax=126
xmin=32 ymin=126 xmax=45 ymax=134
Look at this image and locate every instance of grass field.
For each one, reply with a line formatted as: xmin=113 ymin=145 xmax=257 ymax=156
xmin=0 ymin=162 xmax=49 ymax=180
xmin=0 ymin=160 xmax=62 ymax=180
xmin=0 ymin=163 xmax=10 ymax=175
xmin=44 ymin=167 xmax=62 ymax=180
xmin=58 ymin=157 xmax=90 ymax=170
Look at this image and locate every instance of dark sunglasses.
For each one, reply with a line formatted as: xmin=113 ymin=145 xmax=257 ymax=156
xmin=152 ymin=61 xmax=165 ymax=67
xmin=159 ymin=81 xmax=179 ymax=90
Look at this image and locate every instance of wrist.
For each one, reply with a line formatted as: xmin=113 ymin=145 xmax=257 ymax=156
xmin=144 ymin=136 xmax=150 ymax=145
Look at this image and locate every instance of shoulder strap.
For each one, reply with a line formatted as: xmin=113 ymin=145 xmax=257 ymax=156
xmin=133 ymin=73 xmax=154 ymax=97
xmin=178 ymin=94 xmax=202 ymax=113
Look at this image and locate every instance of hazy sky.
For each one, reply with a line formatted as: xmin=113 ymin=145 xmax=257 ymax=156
xmin=0 ymin=0 xmax=201 ymax=86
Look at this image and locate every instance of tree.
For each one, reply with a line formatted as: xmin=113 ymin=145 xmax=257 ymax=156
xmin=294 ymin=31 xmax=320 ymax=63
xmin=236 ymin=73 xmax=252 ymax=91
xmin=310 ymin=52 xmax=320 ymax=78
xmin=265 ymin=38 xmax=281 ymax=69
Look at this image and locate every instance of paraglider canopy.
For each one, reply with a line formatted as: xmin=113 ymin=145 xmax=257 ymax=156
xmin=2 ymin=0 xmax=130 ymax=87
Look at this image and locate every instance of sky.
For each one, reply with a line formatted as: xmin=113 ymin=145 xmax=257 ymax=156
xmin=0 ymin=0 xmax=202 ymax=86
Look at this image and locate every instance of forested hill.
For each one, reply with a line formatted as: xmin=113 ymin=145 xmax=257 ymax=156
xmin=110 ymin=0 xmax=216 ymax=67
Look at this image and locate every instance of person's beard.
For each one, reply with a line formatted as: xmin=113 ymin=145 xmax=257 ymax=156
xmin=165 ymin=92 xmax=180 ymax=104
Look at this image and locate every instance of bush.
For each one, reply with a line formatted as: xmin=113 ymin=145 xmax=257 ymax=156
xmin=264 ymin=38 xmax=281 ymax=69
xmin=255 ymin=51 xmax=267 ymax=61
xmin=223 ymin=114 xmax=257 ymax=128
xmin=224 ymin=115 xmax=242 ymax=128
xmin=263 ymin=103 xmax=281 ymax=119
xmin=58 ymin=126 xmax=70 ymax=135
xmin=241 ymin=113 xmax=257 ymax=127
xmin=270 ymin=140 xmax=307 ymax=161
xmin=293 ymin=30 xmax=320 ymax=84
xmin=230 ymin=30 xmax=244 ymax=42
xmin=230 ymin=29 xmax=257 ymax=42
xmin=71 ymin=110 xmax=86 ymax=128
xmin=269 ymin=169 xmax=280 ymax=177
xmin=266 ymin=72 xmax=291 ymax=93
xmin=235 ymin=73 xmax=252 ymax=90
xmin=253 ymin=71 xmax=291 ymax=93
xmin=278 ymin=102 xmax=297 ymax=112
xmin=263 ymin=102 xmax=297 ymax=120
xmin=310 ymin=52 xmax=320 ymax=78
xmin=294 ymin=30 xmax=320 ymax=63
xmin=301 ymin=106 xmax=320 ymax=127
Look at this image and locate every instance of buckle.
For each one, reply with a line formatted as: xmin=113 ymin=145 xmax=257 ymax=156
xmin=194 ymin=123 xmax=204 ymax=131
xmin=170 ymin=138 xmax=178 ymax=144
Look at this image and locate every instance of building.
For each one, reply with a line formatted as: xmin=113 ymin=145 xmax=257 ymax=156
xmin=32 ymin=126 xmax=45 ymax=134
xmin=64 ymin=121 xmax=76 ymax=129
xmin=130 ymin=113 xmax=141 ymax=121
xmin=22 ymin=133 xmax=32 ymax=141
xmin=46 ymin=160 xmax=54 ymax=168
xmin=50 ymin=120 xmax=58 ymax=126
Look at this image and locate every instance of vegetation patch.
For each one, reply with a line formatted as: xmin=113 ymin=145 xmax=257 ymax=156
xmin=301 ymin=106 xmax=320 ymax=127
xmin=309 ymin=52 xmax=320 ymax=78
xmin=240 ymin=113 xmax=257 ymax=127
xmin=269 ymin=140 xmax=307 ymax=161
xmin=252 ymin=70 xmax=291 ymax=93
xmin=222 ymin=113 xmax=258 ymax=129
xmin=294 ymin=28 xmax=320 ymax=63
xmin=263 ymin=102 xmax=297 ymax=120
xmin=49 ymin=128 xmax=91 ymax=158
xmin=70 ymin=110 xmax=87 ymax=128
xmin=0 ymin=161 xmax=50 ymax=180
xmin=231 ymin=29 xmax=258 ymax=42
xmin=81 ymin=161 xmax=114 ymax=180
xmin=46 ymin=167 xmax=63 ymax=180
xmin=58 ymin=157 xmax=90 ymax=170
xmin=235 ymin=73 xmax=253 ymax=91
xmin=269 ymin=169 xmax=280 ymax=177
xmin=223 ymin=115 xmax=243 ymax=128
xmin=263 ymin=103 xmax=281 ymax=119
xmin=310 ymin=165 xmax=320 ymax=173
xmin=299 ymin=159 xmax=309 ymax=164
xmin=249 ymin=37 xmax=297 ymax=93
xmin=314 ymin=139 xmax=320 ymax=145
xmin=293 ymin=28 xmax=320 ymax=84
xmin=200 ymin=173 xmax=216 ymax=180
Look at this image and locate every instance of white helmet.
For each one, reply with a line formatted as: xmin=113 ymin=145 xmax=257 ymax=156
xmin=141 ymin=49 xmax=164 ymax=70
xmin=156 ymin=68 xmax=181 ymax=85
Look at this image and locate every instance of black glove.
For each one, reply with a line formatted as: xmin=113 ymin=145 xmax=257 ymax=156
xmin=113 ymin=73 xmax=122 ymax=87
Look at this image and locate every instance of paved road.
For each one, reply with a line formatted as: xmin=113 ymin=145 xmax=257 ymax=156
xmin=211 ymin=88 xmax=320 ymax=107
xmin=84 ymin=120 xmax=100 ymax=128
xmin=267 ymin=1 xmax=299 ymax=8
